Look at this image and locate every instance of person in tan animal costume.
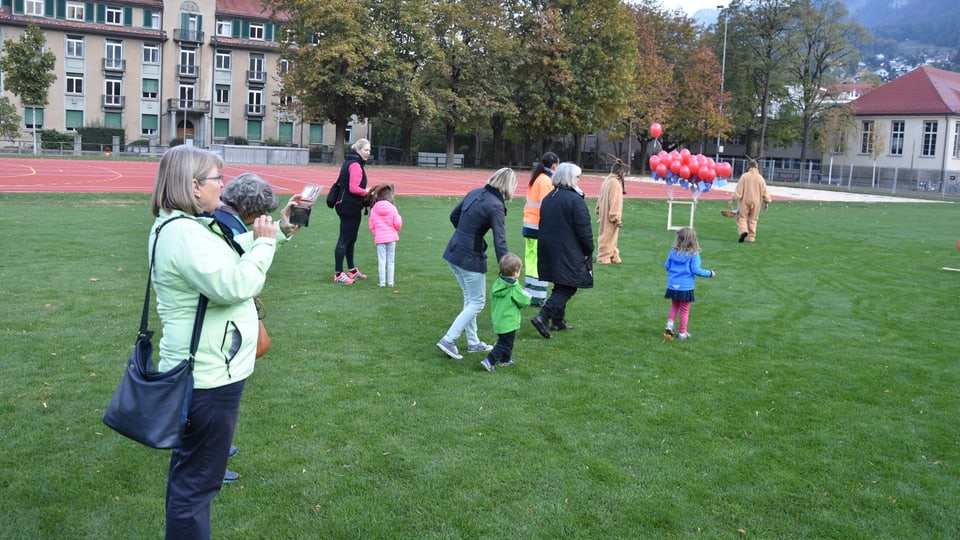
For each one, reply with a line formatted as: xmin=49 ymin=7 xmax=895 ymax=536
xmin=731 ymin=158 xmax=771 ymax=243
xmin=595 ymin=158 xmax=628 ymax=264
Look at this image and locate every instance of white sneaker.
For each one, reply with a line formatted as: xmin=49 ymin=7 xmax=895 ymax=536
xmin=467 ymin=342 xmax=494 ymax=353
xmin=436 ymin=339 xmax=463 ymax=360
xmin=678 ymin=332 xmax=691 ymax=340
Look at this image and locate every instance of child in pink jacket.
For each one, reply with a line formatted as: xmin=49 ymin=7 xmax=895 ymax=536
xmin=367 ymin=184 xmax=403 ymax=287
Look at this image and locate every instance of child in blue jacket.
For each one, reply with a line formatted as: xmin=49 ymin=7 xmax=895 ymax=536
xmin=664 ymin=227 xmax=715 ymax=340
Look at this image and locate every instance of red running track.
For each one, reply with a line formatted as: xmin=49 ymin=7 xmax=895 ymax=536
xmin=0 ymin=157 xmax=759 ymax=201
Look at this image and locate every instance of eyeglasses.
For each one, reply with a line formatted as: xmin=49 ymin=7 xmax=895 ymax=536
xmin=198 ymin=175 xmax=224 ymax=183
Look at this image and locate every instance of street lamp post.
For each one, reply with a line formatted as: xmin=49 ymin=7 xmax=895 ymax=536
xmin=716 ymin=6 xmax=729 ymax=162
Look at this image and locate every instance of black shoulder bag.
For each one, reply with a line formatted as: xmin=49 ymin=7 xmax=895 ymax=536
xmin=102 ymin=217 xmax=208 ymax=449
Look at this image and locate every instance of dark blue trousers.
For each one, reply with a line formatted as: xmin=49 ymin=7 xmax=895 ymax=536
xmin=540 ymin=284 xmax=578 ymax=326
xmin=165 ymin=378 xmax=246 ymax=540
xmin=488 ymin=330 xmax=517 ymax=364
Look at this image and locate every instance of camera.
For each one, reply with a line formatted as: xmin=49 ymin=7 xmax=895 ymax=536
xmin=289 ymin=185 xmax=321 ymax=227
xmin=289 ymin=205 xmax=312 ymax=227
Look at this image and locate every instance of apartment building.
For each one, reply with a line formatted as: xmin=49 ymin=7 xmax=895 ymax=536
xmin=0 ymin=0 xmax=365 ymax=151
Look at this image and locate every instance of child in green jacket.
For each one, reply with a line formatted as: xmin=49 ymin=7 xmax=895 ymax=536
xmin=481 ymin=253 xmax=531 ymax=372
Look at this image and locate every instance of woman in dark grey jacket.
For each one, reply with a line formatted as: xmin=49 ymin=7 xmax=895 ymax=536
xmin=531 ymin=163 xmax=594 ymax=339
xmin=437 ymin=168 xmax=518 ymax=360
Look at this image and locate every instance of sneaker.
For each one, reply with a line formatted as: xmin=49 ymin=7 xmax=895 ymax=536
xmin=334 ymin=272 xmax=354 ymax=284
xmin=223 ymin=470 xmax=240 ymax=484
xmin=678 ymin=332 xmax=691 ymax=340
xmin=467 ymin=342 xmax=493 ymax=353
xmin=228 ymin=445 xmax=239 ymax=458
xmin=665 ymin=320 xmax=675 ymax=334
xmin=496 ymin=359 xmax=516 ymax=367
xmin=480 ymin=358 xmax=495 ymax=372
xmin=347 ymin=268 xmax=367 ymax=280
xmin=436 ymin=339 xmax=463 ymax=360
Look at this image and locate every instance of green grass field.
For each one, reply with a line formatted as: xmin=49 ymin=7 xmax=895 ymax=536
xmin=1 ymin=192 xmax=958 ymax=539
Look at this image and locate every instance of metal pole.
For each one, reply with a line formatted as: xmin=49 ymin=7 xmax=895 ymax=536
xmin=715 ymin=6 xmax=728 ymax=161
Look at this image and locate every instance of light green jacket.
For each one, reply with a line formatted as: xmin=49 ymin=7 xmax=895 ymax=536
xmin=150 ymin=211 xmax=277 ymax=389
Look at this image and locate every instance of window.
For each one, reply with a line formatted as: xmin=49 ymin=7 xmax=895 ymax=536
xmin=179 ymin=84 xmax=195 ymax=108
xmin=217 ymin=19 xmax=232 ymax=37
xmin=889 ymin=121 xmax=904 ymax=156
xmin=247 ymin=89 xmax=263 ymax=115
xmin=860 ymin=120 xmax=874 ymax=155
xmin=179 ymin=49 xmax=197 ymax=77
xmin=24 ymin=107 xmax=44 ymax=129
xmin=66 ymin=110 xmax=83 ymax=131
xmin=246 ymin=119 xmax=263 ymax=141
xmin=142 ymin=78 xmax=159 ymax=100
xmin=104 ymin=112 xmax=122 ymax=129
xmin=279 ymin=122 xmax=293 ymax=143
xmin=214 ymin=118 xmax=230 ymax=139
xmin=345 ymin=123 xmax=353 ymax=143
xmin=248 ymin=54 xmax=265 ymax=81
xmin=66 ymin=2 xmax=84 ymax=21
xmin=106 ymin=6 xmax=123 ymax=25
xmin=106 ymin=40 xmax=123 ymax=69
xmin=25 ymin=0 xmax=44 ymax=16
xmin=922 ymin=121 xmax=938 ymax=157
xmin=141 ymin=114 xmax=158 ymax=136
xmin=150 ymin=13 xmax=161 ymax=29
xmin=215 ymin=85 xmax=230 ymax=105
xmin=66 ymin=73 xmax=84 ymax=94
xmin=953 ymin=121 xmax=960 ymax=159
xmin=832 ymin=130 xmax=845 ymax=154
xmin=309 ymin=123 xmax=324 ymax=144
xmin=66 ymin=36 xmax=84 ymax=58
xmin=215 ymin=50 xmax=232 ymax=70
xmin=279 ymin=94 xmax=294 ymax=108
xmin=105 ymin=79 xmax=122 ymax=106
xmin=249 ymin=23 xmax=265 ymax=40
xmin=143 ymin=44 xmax=160 ymax=64
xmin=279 ymin=59 xmax=290 ymax=75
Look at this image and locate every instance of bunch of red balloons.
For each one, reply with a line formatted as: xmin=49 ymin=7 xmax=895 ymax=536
xmin=649 ymin=148 xmax=732 ymax=193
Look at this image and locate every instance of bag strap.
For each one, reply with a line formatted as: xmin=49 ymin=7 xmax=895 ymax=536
xmin=146 ymin=216 xmax=209 ymax=369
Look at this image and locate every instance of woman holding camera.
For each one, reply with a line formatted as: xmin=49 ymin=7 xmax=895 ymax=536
xmin=332 ymin=138 xmax=372 ymax=284
xmin=149 ymin=146 xmax=281 ymax=539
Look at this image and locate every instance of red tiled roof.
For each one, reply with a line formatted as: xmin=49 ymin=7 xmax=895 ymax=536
xmin=218 ymin=0 xmax=287 ymax=22
xmin=852 ymin=66 xmax=960 ymax=116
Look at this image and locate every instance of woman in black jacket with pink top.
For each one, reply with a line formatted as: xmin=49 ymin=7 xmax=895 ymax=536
xmin=531 ymin=162 xmax=594 ymax=339
xmin=333 ymin=139 xmax=371 ymax=284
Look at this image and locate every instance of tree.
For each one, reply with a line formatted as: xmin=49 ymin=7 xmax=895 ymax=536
xmin=0 ymin=23 xmax=57 ymax=154
xmin=0 ymin=97 xmax=21 ymax=144
xmin=265 ymin=0 xmax=403 ymax=164
xmin=672 ymin=47 xmax=729 ymax=154
xmin=783 ymin=0 xmax=864 ymax=169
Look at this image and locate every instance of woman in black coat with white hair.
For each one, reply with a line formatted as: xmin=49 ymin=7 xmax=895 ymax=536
xmin=530 ymin=162 xmax=594 ymax=339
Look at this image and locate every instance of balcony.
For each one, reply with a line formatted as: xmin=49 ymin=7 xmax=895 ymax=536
xmin=246 ymin=104 xmax=265 ymax=117
xmin=247 ymin=70 xmax=266 ymax=83
xmin=173 ymin=28 xmax=204 ymax=43
xmin=102 ymin=95 xmax=125 ymax=108
xmin=102 ymin=58 xmax=125 ymax=72
xmin=178 ymin=64 xmax=199 ymax=78
xmin=167 ymin=98 xmax=211 ymax=113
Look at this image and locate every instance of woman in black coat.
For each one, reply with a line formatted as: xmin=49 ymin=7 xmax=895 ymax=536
xmin=332 ymin=138 xmax=371 ymax=284
xmin=531 ymin=162 xmax=594 ymax=339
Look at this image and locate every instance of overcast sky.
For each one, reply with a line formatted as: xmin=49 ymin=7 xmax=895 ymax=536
xmin=659 ymin=0 xmax=724 ymax=17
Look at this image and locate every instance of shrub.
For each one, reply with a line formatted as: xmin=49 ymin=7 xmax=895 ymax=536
xmin=169 ymin=137 xmax=184 ymax=147
xmin=40 ymin=129 xmax=72 ymax=150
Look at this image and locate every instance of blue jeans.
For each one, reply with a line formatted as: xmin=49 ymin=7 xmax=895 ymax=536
xmin=443 ymin=261 xmax=486 ymax=348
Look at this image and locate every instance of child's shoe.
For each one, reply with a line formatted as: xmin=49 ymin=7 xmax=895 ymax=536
xmin=347 ymin=268 xmax=367 ymax=280
xmin=678 ymin=332 xmax=691 ymax=340
xmin=496 ymin=359 xmax=516 ymax=367
xmin=664 ymin=320 xmax=675 ymax=340
xmin=334 ymin=272 xmax=354 ymax=284
xmin=480 ymin=358 xmax=495 ymax=372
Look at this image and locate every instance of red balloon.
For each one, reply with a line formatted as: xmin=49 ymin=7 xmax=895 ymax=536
xmin=698 ymin=166 xmax=711 ymax=181
xmin=679 ymin=165 xmax=691 ymax=180
xmin=705 ymin=167 xmax=717 ymax=182
xmin=716 ymin=162 xmax=732 ymax=178
xmin=649 ymin=155 xmax=660 ymax=170
xmin=650 ymin=122 xmax=662 ymax=139
xmin=656 ymin=163 xmax=668 ymax=179
xmin=670 ymin=160 xmax=682 ymax=174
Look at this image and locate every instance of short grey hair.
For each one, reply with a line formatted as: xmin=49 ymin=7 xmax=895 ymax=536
xmin=221 ymin=173 xmax=278 ymax=218
xmin=151 ymin=145 xmax=223 ymax=216
xmin=552 ymin=162 xmax=582 ymax=189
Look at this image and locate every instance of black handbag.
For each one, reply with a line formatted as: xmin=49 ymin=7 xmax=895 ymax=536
xmin=102 ymin=217 xmax=208 ymax=449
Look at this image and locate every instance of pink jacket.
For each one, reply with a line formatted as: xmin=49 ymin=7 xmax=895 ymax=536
xmin=368 ymin=200 xmax=402 ymax=244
